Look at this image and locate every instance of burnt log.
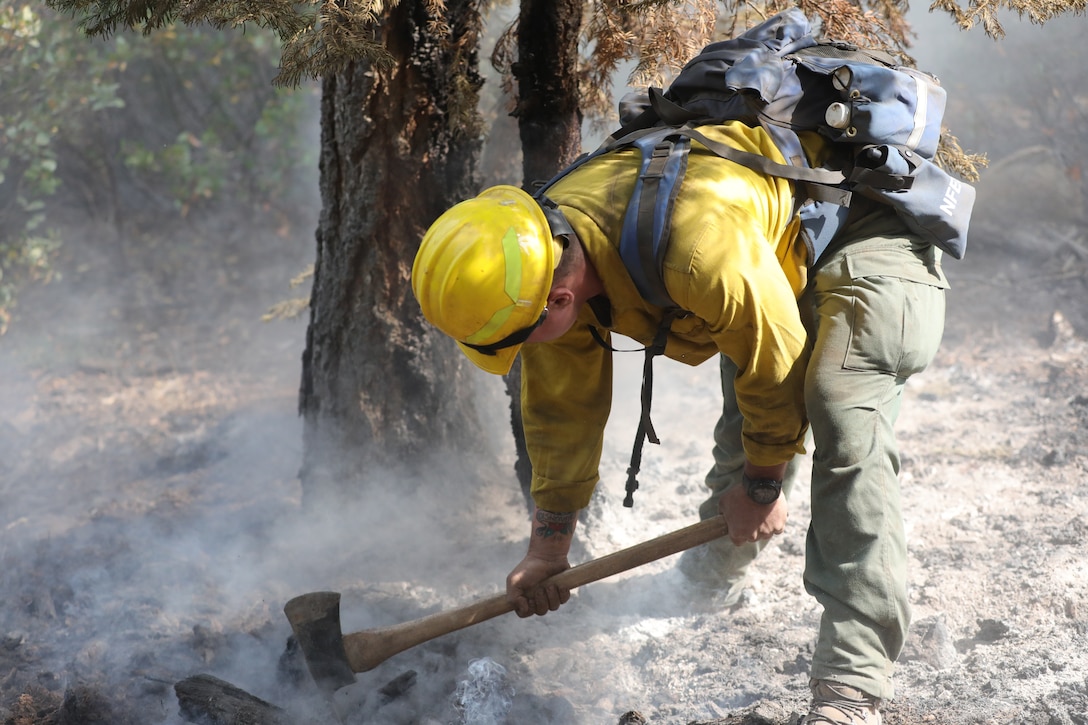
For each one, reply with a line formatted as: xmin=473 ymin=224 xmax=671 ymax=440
xmin=378 ymin=669 xmax=417 ymax=704
xmin=174 ymin=674 xmax=289 ymax=725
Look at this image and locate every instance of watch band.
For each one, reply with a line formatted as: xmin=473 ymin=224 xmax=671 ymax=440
xmin=742 ymin=472 xmax=783 ymax=504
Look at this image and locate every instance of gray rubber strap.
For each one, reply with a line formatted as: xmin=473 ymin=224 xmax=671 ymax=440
xmin=678 ymin=126 xmax=847 ymax=188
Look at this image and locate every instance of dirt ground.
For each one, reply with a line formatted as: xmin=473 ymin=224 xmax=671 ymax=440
xmin=1 ymin=133 xmax=1087 ymax=725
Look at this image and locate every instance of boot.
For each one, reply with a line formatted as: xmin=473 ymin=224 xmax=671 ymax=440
xmin=801 ymin=679 xmax=882 ymax=724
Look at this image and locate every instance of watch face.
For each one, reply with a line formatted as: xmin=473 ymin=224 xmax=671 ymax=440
xmin=746 ymin=478 xmax=781 ymax=505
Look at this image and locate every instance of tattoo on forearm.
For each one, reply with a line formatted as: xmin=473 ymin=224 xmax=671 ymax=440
xmin=534 ymin=509 xmax=576 ymax=539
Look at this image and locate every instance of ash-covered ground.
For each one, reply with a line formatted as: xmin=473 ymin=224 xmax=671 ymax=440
xmin=2 ymin=11 xmax=1087 ymax=725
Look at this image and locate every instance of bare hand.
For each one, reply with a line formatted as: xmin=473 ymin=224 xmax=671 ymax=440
xmin=719 ymin=484 xmax=788 ymax=546
xmin=506 ymin=553 xmax=572 ymax=618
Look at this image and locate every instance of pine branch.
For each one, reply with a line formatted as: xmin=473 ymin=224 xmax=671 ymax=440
xmin=929 ymin=0 xmax=1087 ymax=38
xmin=936 ymin=128 xmax=988 ymax=182
xmin=45 ymin=0 xmax=405 ymax=87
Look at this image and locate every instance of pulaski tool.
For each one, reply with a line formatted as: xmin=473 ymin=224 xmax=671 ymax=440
xmin=284 ymin=515 xmax=728 ymax=694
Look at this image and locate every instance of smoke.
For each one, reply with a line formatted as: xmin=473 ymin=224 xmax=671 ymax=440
xmin=3 ymin=8 xmax=1082 ymax=725
xmin=905 ymin=6 xmax=1087 ymax=300
xmin=451 ymin=658 xmax=515 ymax=723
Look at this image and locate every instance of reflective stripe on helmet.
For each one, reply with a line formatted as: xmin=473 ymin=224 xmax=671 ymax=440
xmin=463 ymin=226 xmax=524 ymax=345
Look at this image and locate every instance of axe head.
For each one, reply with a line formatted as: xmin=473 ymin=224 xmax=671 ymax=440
xmin=284 ymin=591 xmax=356 ymax=695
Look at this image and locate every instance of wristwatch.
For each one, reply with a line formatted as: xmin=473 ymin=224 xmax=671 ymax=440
xmin=743 ymin=473 xmax=783 ymax=505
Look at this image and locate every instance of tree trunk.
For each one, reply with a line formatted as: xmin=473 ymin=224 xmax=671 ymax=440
xmin=514 ymin=0 xmax=585 ymax=185
xmin=299 ymin=0 xmax=486 ymax=504
xmin=504 ymin=0 xmax=585 ymax=511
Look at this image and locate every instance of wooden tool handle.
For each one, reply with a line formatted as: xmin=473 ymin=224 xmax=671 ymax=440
xmin=548 ymin=515 xmax=728 ymax=590
xmin=343 ymin=515 xmax=728 ymax=672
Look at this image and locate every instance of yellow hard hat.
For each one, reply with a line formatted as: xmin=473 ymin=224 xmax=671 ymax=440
xmin=412 ymin=185 xmax=564 ymax=375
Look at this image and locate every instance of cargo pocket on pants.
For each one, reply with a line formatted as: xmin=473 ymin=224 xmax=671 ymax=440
xmin=842 ymin=248 xmax=947 ymax=377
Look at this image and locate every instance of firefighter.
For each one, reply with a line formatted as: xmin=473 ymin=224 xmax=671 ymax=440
xmin=411 ymin=121 xmax=948 ymax=724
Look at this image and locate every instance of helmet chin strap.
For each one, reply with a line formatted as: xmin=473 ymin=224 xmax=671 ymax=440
xmin=461 ymin=307 xmax=549 ymax=356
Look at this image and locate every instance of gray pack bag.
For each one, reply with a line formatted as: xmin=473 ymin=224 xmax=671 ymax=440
xmin=539 ymin=8 xmax=975 ymax=301
xmin=851 ymin=144 xmax=975 ymax=255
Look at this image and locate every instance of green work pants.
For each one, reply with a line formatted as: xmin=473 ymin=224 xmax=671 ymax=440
xmin=701 ymin=212 xmax=948 ymax=700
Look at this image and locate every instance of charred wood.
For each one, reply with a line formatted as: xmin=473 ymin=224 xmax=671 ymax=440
xmin=174 ymin=674 xmax=289 ymax=725
xmin=378 ymin=670 xmax=417 ymax=704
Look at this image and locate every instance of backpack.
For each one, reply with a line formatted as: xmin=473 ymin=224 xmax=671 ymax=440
xmin=538 ymin=8 xmax=975 ymax=306
xmin=531 ymin=9 xmax=976 ymax=506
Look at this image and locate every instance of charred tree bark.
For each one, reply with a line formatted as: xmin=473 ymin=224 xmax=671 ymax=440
xmin=514 ymin=0 xmax=585 ymax=184
xmin=504 ymin=0 xmax=585 ymax=511
xmin=299 ymin=1 xmax=486 ymax=504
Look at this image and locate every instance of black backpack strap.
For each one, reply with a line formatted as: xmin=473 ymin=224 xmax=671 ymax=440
xmin=623 ymin=306 xmax=688 ymax=508
xmin=583 ymin=308 xmax=687 ymax=509
xmin=848 ymin=144 xmax=920 ymax=190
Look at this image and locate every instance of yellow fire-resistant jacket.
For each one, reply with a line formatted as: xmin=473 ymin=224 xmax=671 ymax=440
xmin=521 ymin=121 xmax=812 ymax=512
